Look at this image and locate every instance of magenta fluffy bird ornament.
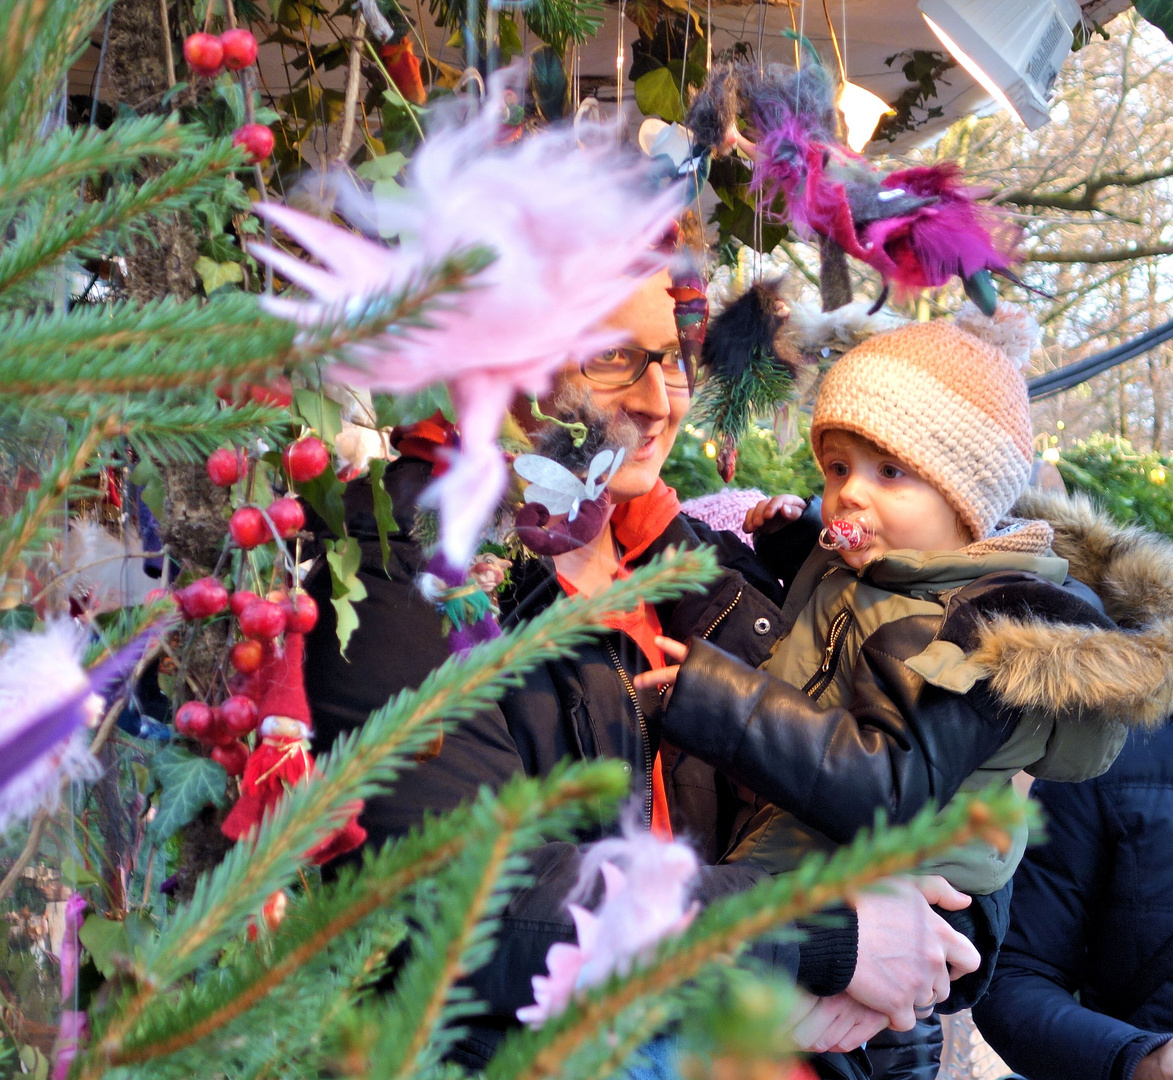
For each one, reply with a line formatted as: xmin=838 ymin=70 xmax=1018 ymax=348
xmin=250 ymin=66 xmax=682 ymax=568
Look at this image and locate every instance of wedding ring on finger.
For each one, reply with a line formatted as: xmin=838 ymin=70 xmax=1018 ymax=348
xmin=912 ymin=995 xmax=937 ymax=1020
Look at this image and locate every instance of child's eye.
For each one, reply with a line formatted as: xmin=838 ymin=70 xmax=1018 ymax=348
xmin=828 ymin=461 xmax=849 ymax=477
xmin=879 ymin=463 xmax=904 ymax=480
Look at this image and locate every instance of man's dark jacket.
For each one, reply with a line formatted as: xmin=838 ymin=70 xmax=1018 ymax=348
xmin=973 ymin=725 xmax=1173 ymax=1080
xmin=303 ymin=462 xmax=856 ymax=1067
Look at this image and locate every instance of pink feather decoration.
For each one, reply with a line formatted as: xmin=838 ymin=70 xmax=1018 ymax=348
xmin=52 ymin=893 xmax=88 ymax=1080
xmin=517 ymin=815 xmax=700 ymax=1028
xmin=862 ymin=164 xmax=1020 ymax=292
xmin=250 ymin=68 xmax=682 ymax=567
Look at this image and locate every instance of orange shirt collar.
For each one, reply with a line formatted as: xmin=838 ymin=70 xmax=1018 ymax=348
xmin=610 ymin=479 xmax=682 ymax=566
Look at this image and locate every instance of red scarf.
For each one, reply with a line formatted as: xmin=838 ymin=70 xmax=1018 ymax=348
xmin=559 ymin=480 xmax=682 ymax=838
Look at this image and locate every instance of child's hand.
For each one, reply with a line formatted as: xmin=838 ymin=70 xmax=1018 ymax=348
xmin=743 ymin=494 xmax=807 ymax=534
xmin=632 ymin=635 xmax=689 ymax=693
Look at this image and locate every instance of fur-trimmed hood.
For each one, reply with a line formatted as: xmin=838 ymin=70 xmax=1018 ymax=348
xmin=968 ymin=490 xmax=1173 ymax=728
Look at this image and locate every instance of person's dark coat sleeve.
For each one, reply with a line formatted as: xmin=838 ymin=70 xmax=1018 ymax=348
xmin=973 ymin=780 xmax=1173 ymax=1080
xmin=662 ymin=625 xmax=1017 ymax=843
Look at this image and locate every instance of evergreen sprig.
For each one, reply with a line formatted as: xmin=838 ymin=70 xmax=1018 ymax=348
xmin=76 ymin=548 xmax=719 ymax=1078
xmin=693 ymin=346 xmax=794 ymax=450
xmin=0 ymin=249 xmax=493 ymax=397
xmin=0 ymin=138 xmax=247 ymax=300
xmin=488 ymin=784 xmax=1033 ymax=1080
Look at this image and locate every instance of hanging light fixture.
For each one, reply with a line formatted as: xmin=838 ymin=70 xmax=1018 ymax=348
xmin=917 ymin=0 xmax=1081 ymax=130
xmin=838 ymin=81 xmax=894 ymax=152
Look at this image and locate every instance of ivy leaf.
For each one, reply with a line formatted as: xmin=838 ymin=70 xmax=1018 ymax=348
xmin=0 ymin=605 xmax=35 ymax=632
xmin=368 ymin=458 xmax=397 ymax=572
xmin=634 ymin=66 xmax=684 ymax=123
xmin=292 ymin=388 xmax=343 ymax=446
xmin=194 ymin=256 xmax=244 ymax=295
xmin=150 ymin=743 xmax=229 ymax=841
xmin=296 ymin=466 xmax=347 ymax=537
xmin=325 ymin=537 xmax=369 ymax=658
xmin=499 ymin=13 xmax=524 ymax=64
xmin=130 ymin=456 xmax=166 ymax=520
xmin=1135 ymin=0 xmax=1173 ymax=41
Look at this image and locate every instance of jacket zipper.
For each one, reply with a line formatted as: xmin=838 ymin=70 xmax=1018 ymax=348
xmin=801 ymin=608 xmax=854 ymax=700
xmin=700 ymin=586 xmax=744 ymax=640
xmin=605 ymin=639 xmax=655 ymax=828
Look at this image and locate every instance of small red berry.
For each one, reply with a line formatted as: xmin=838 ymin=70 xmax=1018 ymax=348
xmin=144 ymin=588 xmax=178 ymax=610
xmin=281 ymin=592 xmax=318 ymax=634
xmin=206 ymin=447 xmax=243 ymax=487
xmin=229 ymin=506 xmax=271 ymax=549
xmin=230 ymin=639 xmax=264 ymax=674
xmin=239 ymin=599 xmax=287 ymax=641
xmin=177 ymin=576 xmax=229 ymax=620
xmin=233 ymin=123 xmax=275 ymax=164
xmin=247 ymin=378 xmax=293 ymax=408
xmin=267 ymin=497 xmax=305 ymax=539
xmin=211 ymin=740 xmax=250 ymax=777
xmin=227 ymin=671 xmax=261 ymax=700
xmin=283 ymin=437 xmax=330 ymax=483
xmin=219 ymin=694 xmax=260 ymax=737
xmin=219 ymin=28 xmax=258 ymax=70
xmin=184 ymin=32 xmax=224 ymax=77
xmin=229 ymin=590 xmax=261 ymax=618
xmin=175 ymin=701 xmax=214 ymax=740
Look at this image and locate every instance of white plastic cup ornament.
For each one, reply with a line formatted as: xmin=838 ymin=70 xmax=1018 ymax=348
xmin=819 ymin=515 xmax=876 ymax=553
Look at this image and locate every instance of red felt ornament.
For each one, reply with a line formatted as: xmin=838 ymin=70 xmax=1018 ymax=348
xmin=221 ymin=632 xmax=366 ymax=864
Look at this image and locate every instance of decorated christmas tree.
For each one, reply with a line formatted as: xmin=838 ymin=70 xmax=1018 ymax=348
xmin=0 ymin=3 xmax=1028 ymax=1078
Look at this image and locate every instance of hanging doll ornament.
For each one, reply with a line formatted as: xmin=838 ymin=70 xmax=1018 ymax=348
xmin=221 ymin=631 xmax=366 ymax=864
xmin=249 ymin=63 xmax=682 ymax=571
xmin=696 ymin=278 xmax=802 ymax=483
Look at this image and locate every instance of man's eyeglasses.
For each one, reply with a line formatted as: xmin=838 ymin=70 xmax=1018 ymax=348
xmin=580 ymin=347 xmax=698 ymax=392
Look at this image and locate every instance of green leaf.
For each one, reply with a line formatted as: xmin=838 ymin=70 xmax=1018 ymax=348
xmin=634 ymin=66 xmax=684 ymax=123
xmin=130 ymin=456 xmax=166 ymax=521
xmin=368 ymin=458 xmax=397 ymax=572
xmin=79 ymin=914 xmax=130 ymax=978
xmin=499 ymin=13 xmax=524 ymax=63
xmin=0 ymin=605 xmax=35 ymax=632
xmin=292 ymin=388 xmax=343 ymax=446
xmin=150 ymin=743 xmax=229 ymax=841
xmin=356 ymin=152 xmax=408 ymax=183
xmin=296 ymin=466 xmax=347 ymax=537
xmin=61 ymin=856 xmax=100 ymax=889
xmin=194 ymin=256 xmax=244 ymax=295
xmin=1135 ymin=0 xmax=1173 ymax=41
xmin=325 ymin=537 xmax=369 ymax=657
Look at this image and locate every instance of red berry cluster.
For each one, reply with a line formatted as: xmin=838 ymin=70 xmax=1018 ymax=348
xmin=183 ymin=29 xmax=258 ymax=78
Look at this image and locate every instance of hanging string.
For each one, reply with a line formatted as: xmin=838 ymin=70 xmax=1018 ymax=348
xmin=820 ymin=0 xmax=845 ymax=82
xmin=465 ymin=0 xmax=479 ymax=96
xmin=679 ymin=0 xmax=692 ymax=105
xmin=751 ymin=0 xmax=766 ymax=280
xmin=705 ymin=0 xmax=712 ymax=72
xmin=616 ymin=0 xmax=628 ymax=127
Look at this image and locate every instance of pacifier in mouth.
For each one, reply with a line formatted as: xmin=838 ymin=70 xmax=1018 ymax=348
xmin=818 ymin=516 xmax=875 ymax=553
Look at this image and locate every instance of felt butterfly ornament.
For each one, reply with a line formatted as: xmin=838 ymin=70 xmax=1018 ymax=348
xmin=513 ymin=448 xmax=626 ymax=556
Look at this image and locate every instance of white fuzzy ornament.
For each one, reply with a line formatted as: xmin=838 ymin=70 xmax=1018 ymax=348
xmin=0 ymin=622 xmax=102 ymax=833
xmin=955 ymin=301 xmax=1040 ymax=372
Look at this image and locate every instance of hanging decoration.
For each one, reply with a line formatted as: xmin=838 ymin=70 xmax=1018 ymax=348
xmin=250 ymin=65 xmax=682 ymax=570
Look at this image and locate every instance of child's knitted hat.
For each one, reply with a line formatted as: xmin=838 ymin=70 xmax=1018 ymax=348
xmin=810 ymin=304 xmax=1038 ymax=541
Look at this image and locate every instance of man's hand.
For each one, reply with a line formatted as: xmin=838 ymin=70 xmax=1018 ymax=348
xmin=1134 ymin=1039 xmax=1173 ymax=1080
xmin=790 ymin=991 xmax=890 ymax=1054
xmin=632 ymin=635 xmax=689 ymax=692
xmin=847 ymin=876 xmax=981 ymax=1031
xmin=744 ymin=494 xmax=808 ymax=534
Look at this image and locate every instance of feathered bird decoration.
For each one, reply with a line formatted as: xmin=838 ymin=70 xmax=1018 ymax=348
xmin=696 ymin=278 xmax=801 ymax=482
xmin=695 ymin=54 xmax=1021 ymax=314
xmin=250 ymin=64 xmax=682 ymax=568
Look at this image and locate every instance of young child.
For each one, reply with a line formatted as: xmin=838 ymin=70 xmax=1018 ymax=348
xmin=636 ymin=309 xmax=1172 ymax=918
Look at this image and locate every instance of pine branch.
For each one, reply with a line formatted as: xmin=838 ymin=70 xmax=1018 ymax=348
xmin=0 ymin=0 xmax=110 ymax=146
xmin=0 ymin=138 xmax=246 ymax=299
xmin=77 ymin=548 xmax=720 ymax=1078
xmin=0 ymin=250 xmax=493 ymax=397
xmin=0 ymin=418 xmax=111 ymax=580
xmin=119 ymin=397 xmax=290 ymax=464
xmin=0 ymin=115 xmax=195 ymax=206
xmin=488 ymin=786 xmax=1032 ymax=1080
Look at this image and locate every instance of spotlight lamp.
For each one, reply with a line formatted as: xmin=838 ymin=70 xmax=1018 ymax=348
xmin=916 ymin=0 xmax=1081 ymax=130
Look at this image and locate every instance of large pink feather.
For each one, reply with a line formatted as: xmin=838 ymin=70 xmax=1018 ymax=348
xmin=251 ymin=67 xmax=682 ymax=566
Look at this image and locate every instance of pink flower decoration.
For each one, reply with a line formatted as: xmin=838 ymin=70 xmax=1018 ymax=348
xmin=249 ymin=67 xmax=682 ymax=567
xmin=517 ymin=817 xmax=700 ymax=1027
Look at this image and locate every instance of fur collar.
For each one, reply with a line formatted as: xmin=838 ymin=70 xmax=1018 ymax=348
xmin=968 ymin=490 xmax=1173 ymax=728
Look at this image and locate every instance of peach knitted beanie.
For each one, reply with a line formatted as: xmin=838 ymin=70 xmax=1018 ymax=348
xmin=810 ymin=305 xmax=1036 ymax=541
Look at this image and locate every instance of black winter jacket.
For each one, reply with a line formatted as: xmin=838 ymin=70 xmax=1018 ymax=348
xmin=303 ymin=463 xmax=856 ymax=1067
xmin=973 ymin=726 xmax=1173 ymax=1080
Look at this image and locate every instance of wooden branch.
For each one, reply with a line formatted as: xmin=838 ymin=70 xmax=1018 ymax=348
xmin=334 ymin=11 xmax=367 ymax=165
xmin=1026 ymin=243 xmax=1173 ymax=265
xmin=999 ymin=162 xmax=1173 ymax=213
